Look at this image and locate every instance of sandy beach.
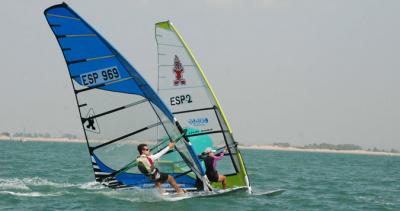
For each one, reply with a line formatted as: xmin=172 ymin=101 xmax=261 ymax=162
xmin=0 ymin=136 xmax=160 ymax=145
xmin=0 ymin=136 xmax=85 ymax=143
xmin=1 ymin=136 xmax=399 ymax=157
xmin=239 ymin=144 xmax=400 ymax=156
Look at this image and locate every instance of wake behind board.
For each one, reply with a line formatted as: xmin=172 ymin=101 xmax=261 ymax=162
xmin=253 ymin=189 xmax=285 ymax=197
xmin=161 ymin=187 xmax=246 ymax=201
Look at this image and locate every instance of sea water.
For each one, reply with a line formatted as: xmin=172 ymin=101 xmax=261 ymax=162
xmin=0 ymin=140 xmax=399 ymax=210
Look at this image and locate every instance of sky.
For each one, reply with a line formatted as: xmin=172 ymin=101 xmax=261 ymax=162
xmin=0 ymin=0 xmax=399 ymax=149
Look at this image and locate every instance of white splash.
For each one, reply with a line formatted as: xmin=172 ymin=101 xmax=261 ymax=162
xmin=0 ymin=190 xmax=62 ymax=197
xmin=79 ymin=181 xmax=104 ymax=190
xmin=98 ymin=188 xmax=163 ymax=202
xmin=22 ymin=177 xmax=76 ymax=188
xmin=0 ymin=178 xmax=30 ymax=190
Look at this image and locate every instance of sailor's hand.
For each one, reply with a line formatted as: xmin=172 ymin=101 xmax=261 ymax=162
xmin=168 ymin=142 xmax=175 ymax=149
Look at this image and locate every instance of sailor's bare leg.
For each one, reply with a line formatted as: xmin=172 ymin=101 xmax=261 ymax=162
xmin=155 ymin=181 xmax=165 ymax=194
xmin=167 ymin=175 xmax=184 ymax=194
xmin=218 ymin=175 xmax=227 ymax=189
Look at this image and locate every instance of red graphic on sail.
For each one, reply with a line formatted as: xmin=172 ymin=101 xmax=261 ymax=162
xmin=173 ymin=55 xmax=186 ymax=86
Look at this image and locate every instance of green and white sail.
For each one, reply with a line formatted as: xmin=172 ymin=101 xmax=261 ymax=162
xmin=155 ymin=21 xmax=252 ymax=192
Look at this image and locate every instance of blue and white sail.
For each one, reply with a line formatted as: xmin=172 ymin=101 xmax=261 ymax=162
xmin=44 ymin=3 xmax=208 ymax=191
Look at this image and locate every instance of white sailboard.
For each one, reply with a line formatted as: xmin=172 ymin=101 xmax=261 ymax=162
xmin=161 ymin=187 xmax=247 ymax=201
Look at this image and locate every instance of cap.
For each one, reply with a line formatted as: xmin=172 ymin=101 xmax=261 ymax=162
xmin=204 ymin=147 xmax=216 ymax=154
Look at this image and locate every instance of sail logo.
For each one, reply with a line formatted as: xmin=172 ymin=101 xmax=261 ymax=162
xmin=188 ymin=117 xmax=208 ymax=126
xmin=170 ymin=94 xmax=192 ymax=106
xmin=173 ymin=55 xmax=186 ymax=86
xmin=84 ymin=108 xmax=101 ymax=134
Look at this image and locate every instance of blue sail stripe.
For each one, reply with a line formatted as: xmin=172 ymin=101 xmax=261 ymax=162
xmin=67 ymin=55 xmax=115 ymax=65
xmin=47 ymin=17 xmax=91 ymax=35
xmin=59 ymin=36 xmax=112 ymax=62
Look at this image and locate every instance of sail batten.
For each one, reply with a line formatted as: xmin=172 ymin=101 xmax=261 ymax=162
xmin=91 ymin=122 xmax=162 ymax=151
xmin=46 ymin=13 xmax=81 ymax=20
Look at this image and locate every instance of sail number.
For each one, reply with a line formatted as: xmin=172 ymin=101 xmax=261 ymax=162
xmin=80 ymin=66 xmax=120 ymax=86
xmin=170 ymin=94 xmax=192 ymax=106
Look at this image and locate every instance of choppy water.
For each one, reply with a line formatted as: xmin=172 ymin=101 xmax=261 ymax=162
xmin=0 ymin=140 xmax=399 ymax=210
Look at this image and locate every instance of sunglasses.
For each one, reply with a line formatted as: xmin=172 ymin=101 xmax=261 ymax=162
xmin=143 ymin=148 xmax=149 ymax=151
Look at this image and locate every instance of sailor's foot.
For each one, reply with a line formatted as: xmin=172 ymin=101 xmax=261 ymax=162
xmin=177 ymin=189 xmax=186 ymax=194
xmin=158 ymin=188 xmax=166 ymax=195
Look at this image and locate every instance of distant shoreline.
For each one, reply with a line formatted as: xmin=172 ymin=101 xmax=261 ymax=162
xmin=0 ymin=137 xmax=85 ymax=143
xmin=239 ymin=145 xmax=400 ymax=157
xmin=1 ymin=137 xmax=399 ymax=157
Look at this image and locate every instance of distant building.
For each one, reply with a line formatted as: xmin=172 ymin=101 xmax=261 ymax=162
xmin=0 ymin=132 xmax=11 ymax=140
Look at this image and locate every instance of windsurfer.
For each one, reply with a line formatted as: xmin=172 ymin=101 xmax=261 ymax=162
xmin=203 ymin=147 xmax=227 ymax=189
xmin=136 ymin=143 xmax=185 ymax=194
